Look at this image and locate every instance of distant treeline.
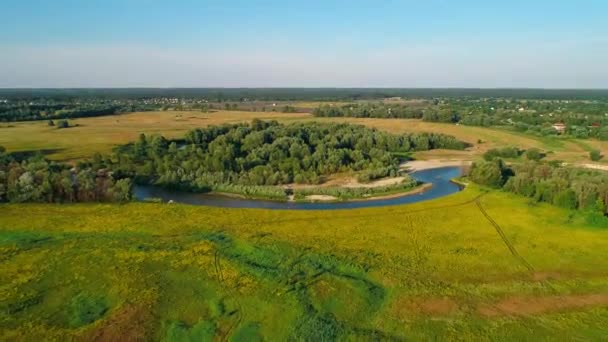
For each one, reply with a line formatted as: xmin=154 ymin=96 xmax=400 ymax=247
xmin=0 ymin=147 xmax=131 ymax=203
xmin=314 ymin=99 xmax=608 ymax=140
xmin=110 ymin=120 xmax=468 ymax=193
xmin=2 ymin=88 xmax=608 ymax=101
xmin=421 ymin=98 xmax=608 ymax=139
xmin=313 ymin=103 xmax=423 ymax=119
xmin=0 ymin=101 xmax=157 ymax=122
xmin=470 ymin=159 xmax=608 ymax=218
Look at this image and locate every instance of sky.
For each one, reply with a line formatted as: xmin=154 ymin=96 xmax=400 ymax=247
xmin=1 ymin=0 xmax=607 ymax=88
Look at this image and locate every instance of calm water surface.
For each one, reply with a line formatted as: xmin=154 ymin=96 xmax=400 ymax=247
xmin=133 ymin=166 xmax=463 ymax=210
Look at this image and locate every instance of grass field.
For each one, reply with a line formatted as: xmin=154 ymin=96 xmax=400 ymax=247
xmin=2 ymin=109 xmax=605 ymax=165
xmin=0 ymin=111 xmax=309 ymax=161
xmin=2 ymin=186 xmax=608 ymax=340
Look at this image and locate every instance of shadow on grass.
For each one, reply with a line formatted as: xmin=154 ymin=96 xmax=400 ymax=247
xmin=10 ymin=148 xmax=65 ymax=160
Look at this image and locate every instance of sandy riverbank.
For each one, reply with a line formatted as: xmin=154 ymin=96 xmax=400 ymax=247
xmin=289 ymin=175 xmax=407 ymax=190
xmin=212 ymin=160 xmax=467 ymax=203
xmin=303 ymin=183 xmax=433 ymax=202
xmin=400 ymin=159 xmax=472 ymax=172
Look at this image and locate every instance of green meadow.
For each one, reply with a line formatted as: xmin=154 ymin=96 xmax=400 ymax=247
xmin=2 ymin=109 xmax=608 ymax=165
xmin=2 ymin=185 xmax=608 ymax=340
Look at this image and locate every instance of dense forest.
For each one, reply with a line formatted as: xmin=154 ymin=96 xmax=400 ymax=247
xmin=0 ymin=147 xmax=131 ymax=203
xmin=469 ymin=159 xmax=608 ymax=217
xmin=110 ymin=120 xmax=468 ymax=193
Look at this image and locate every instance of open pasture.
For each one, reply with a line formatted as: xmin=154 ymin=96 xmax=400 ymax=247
xmin=2 ymin=186 xmax=608 ymax=340
xmin=0 ymin=110 xmax=309 ymax=161
xmin=2 ymin=109 xmax=605 ymax=165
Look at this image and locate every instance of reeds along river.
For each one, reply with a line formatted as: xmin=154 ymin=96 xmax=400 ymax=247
xmin=133 ymin=166 xmax=464 ymax=210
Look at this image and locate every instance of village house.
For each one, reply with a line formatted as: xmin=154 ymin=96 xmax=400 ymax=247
xmin=552 ymin=122 xmax=567 ymax=134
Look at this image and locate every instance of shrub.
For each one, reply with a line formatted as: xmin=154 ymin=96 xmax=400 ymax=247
xmin=483 ymin=147 xmax=520 ymax=161
xmin=469 ymin=160 xmax=506 ymax=188
xmin=56 ymin=120 xmax=69 ymax=129
xmin=585 ymin=211 xmax=608 ymax=228
xmin=213 ymin=184 xmax=287 ymax=200
xmin=525 ymin=148 xmax=543 ymax=161
xmin=553 ymin=189 xmax=577 ymax=209
xmin=590 ymin=149 xmax=602 ymax=161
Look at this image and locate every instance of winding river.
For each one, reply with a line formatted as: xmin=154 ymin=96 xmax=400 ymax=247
xmin=133 ymin=166 xmax=463 ymax=210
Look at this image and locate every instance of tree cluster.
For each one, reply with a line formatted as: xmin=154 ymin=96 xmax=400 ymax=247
xmin=0 ymin=147 xmax=131 ymax=203
xmin=111 ymin=120 xmax=468 ymax=192
xmin=0 ymin=101 xmax=157 ymax=122
xmin=470 ymin=159 xmax=608 ymax=214
xmin=482 ymin=147 xmax=521 ymax=161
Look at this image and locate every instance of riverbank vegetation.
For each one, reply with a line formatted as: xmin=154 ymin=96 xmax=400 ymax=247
xmin=0 ymin=146 xmax=131 ymax=203
xmin=110 ymin=120 xmax=467 ymax=196
xmin=292 ymin=178 xmax=420 ymax=201
xmin=470 ymin=159 xmax=608 ymax=220
xmin=0 ymin=120 xmax=468 ymax=203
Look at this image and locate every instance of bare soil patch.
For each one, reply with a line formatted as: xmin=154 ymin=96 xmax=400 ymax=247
xmin=83 ymin=304 xmax=153 ymax=342
xmin=532 ymin=271 xmax=563 ymax=281
xmin=479 ymin=293 xmax=608 ymax=317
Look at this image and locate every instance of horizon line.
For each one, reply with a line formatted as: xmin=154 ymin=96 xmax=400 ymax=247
xmin=2 ymin=87 xmax=608 ymax=91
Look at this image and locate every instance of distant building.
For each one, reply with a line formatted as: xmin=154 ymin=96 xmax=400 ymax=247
xmin=552 ymin=122 xmax=567 ymax=134
xmin=385 ymin=96 xmax=403 ymax=101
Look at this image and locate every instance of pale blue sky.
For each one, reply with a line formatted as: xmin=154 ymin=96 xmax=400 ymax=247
xmin=1 ymin=0 xmax=607 ymax=88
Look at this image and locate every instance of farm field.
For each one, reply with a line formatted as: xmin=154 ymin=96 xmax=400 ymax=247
xmin=1 ymin=109 xmax=607 ymax=165
xmin=2 ymin=186 xmax=608 ymax=340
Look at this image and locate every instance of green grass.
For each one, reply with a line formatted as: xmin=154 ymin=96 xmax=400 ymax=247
xmin=3 ymin=110 xmax=608 ymax=165
xmin=68 ymin=294 xmax=108 ymax=327
xmin=2 ymin=186 xmax=608 ymax=340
